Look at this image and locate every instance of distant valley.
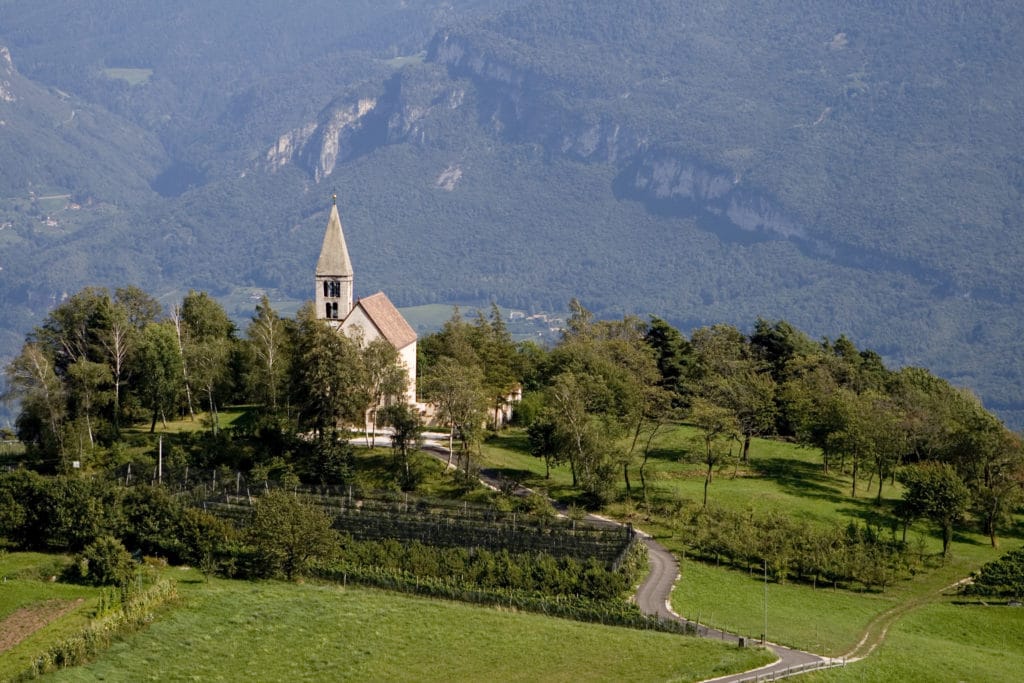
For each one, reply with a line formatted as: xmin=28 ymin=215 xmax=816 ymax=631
xmin=1 ymin=0 xmax=1022 ymax=428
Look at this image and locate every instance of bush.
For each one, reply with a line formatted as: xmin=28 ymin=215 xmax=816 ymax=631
xmin=70 ymin=536 xmax=136 ymax=586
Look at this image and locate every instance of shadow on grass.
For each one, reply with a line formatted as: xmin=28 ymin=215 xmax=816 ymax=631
xmin=837 ymin=503 xmax=902 ymax=532
xmin=750 ymin=456 xmax=847 ymax=505
xmin=480 ymin=466 xmax=537 ymax=484
xmin=487 ymin=431 xmax=532 ymax=453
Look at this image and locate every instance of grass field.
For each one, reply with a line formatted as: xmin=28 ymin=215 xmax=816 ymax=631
xmin=46 ymin=573 xmax=772 ymax=682
xmin=0 ymin=554 xmax=102 ymax=680
xmin=811 ymin=601 xmax=1024 ymax=683
xmin=477 ymin=427 xmax=1024 ymax=665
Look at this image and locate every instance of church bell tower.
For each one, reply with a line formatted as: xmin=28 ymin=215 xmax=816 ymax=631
xmin=315 ymin=195 xmax=354 ymax=323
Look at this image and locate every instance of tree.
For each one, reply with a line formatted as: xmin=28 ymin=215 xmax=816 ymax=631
xmin=380 ymin=403 xmax=424 ymax=488
xmin=358 ymin=338 xmax=408 ymax=446
xmin=422 ymin=357 xmax=487 ymax=464
xmin=114 ymin=285 xmax=161 ymax=330
xmin=544 ymin=372 xmax=610 ymax=496
xmin=98 ymin=301 xmax=133 ymax=433
xmin=714 ymin=366 xmax=777 ymax=463
xmin=247 ymin=490 xmax=340 ymax=580
xmin=953 ymin=410 xmax=1024 ymax=548
xmin=4 ymin=343 xmax=67 ymax=460
xmin=185 ymin=338 xmax=231 ymax=434
xmin=966 ymin=547 xmax=1024 ymax=599
xmin=898 ymin=462 xmax=971 ymax=556
xmin=644 ymin=316 xmax=694 ymax=407
xmin=291 ymin=303 xmax=366 ymax=440
xmin=67 ymin=359 xmax=111 ymax=449
xmin=132 ymin=322 xmax=184 ymax=433
xmin=475 ymin=304 xmax=518 ymax=430
xmin=246 ymin=295 xmax=290 ymax=413
xmin=527 ymin=414 xmax=563 ymax=479
xmin=861 ymin=391 xmax=907 ymax=504
xmin=750 ymin=318 xmax=817 ymax=385
xmin=173 ymin=290 xmax=236 ymax=421
xmin=688 ymin=397 xmax=740 ymax=507
xmin=32 ymin=287 xmax=112 ymax=376
xmin=71 ymin=535 xmax=135 ymax=586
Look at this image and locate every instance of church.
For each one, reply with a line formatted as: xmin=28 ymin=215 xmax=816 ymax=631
xmin=314 ymin=196 xmax=418 ymax=406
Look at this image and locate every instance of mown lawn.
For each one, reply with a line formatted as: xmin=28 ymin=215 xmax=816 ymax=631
xmin=50 ymin=574 xmax=773 ymax=682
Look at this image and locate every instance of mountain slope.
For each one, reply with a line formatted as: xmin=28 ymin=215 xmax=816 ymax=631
xmin=0 ymin=1 xmax=1023 ymax=428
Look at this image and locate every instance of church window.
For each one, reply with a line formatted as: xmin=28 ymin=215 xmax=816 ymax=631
xmin=331 ymin=302 xmax=339 ymax=318
xmin=323 ymin=281 xmax=329 ymax=297
xmin=328 ymin=280 xmax=341 ymax=297
xmin=325 ymin=303 xmax=332 ymax=318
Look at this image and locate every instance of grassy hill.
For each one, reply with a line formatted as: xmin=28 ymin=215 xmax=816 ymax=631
xmin=0 ymin=556 xmax=770 ymax=683
xmin=477 ymin=426 xmax=1024 ymax=672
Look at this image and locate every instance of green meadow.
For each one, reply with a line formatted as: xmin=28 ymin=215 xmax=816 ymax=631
xmin=478 ymin=426 xmax=1024 ymax=672
xmin=0 ymin=554 xmax=103 ymax=680
xmin=45 ymin=574 xmax=771 ymax=682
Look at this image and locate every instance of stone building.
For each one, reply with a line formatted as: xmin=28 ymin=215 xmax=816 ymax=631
xmin=315 ymin=196 xmax=417 ymax=405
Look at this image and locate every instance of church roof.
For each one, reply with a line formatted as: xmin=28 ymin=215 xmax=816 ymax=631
xmin=315 ymin=201 xmax=353 ymax=277
xmin=351 ymin=292 xmax=417 ymax=350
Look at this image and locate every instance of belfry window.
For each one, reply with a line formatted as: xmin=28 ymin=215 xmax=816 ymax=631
xmin=331 ymin=302 xmax=339 ymax=318
xmin=323 ymin=281 xmax=329 ymax=297
xmin=327 ymin=280 xmax=342 ymax=297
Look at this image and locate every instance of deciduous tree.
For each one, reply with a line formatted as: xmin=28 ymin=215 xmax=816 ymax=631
xmin=247 ymin=490 xmax=340 ymax=580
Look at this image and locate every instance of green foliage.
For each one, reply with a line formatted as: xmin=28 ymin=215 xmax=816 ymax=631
xmin=677 ymin=505 xmax=921 ymax=592
xmin=0 ymin=0 xmax=1023 ymax=436
xmin=246 ymin=490 xmax=341 ymax=579
xmin=965 ymin=547 xmax=1024 ymax=599
xmin=897 ymin=462 xmax=971 ymax=556
xmin=329 ymin=535 xmax=636 ymax=601
xmin=69 ymin=536 xmax=135 ymax=587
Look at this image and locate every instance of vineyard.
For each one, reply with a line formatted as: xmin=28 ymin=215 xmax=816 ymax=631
xmin=198 ymin=489 xmax=637 ymax=568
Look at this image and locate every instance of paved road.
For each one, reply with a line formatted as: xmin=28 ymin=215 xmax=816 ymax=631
xmin=632 ymin=534 xmax=842 ymax=681
xmin=412 ymin=432 xmax=847 ymax=681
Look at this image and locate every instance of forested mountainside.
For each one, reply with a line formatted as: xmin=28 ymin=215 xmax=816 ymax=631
xmin=0 ymin=1 xmax=1022 ymax=427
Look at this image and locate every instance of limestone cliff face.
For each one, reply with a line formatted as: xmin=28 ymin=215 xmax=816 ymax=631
xmin=429 ymin=31 xmax=646 ymax=164
xmin=262 ymin=29 xmax=800 ymax=243
xmin=260 ymin=63 xmax=464 ymax=182
xmin=264 ymin=98 xmax=377 ymax=182
xmin=1 ymin=45 xmax=18 ymax=103
xmin=626 ymin=152 xmax=802 ymax=239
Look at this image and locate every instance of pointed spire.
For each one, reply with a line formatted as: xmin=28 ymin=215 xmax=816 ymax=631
xmin=316 ymin=198 xmax=353 ymax=277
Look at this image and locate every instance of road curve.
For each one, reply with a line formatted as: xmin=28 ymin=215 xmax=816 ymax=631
xmin=633 ymin=533 xmax=844 ymax=681
xmin=416 ymin=434 xmax=847 ymax=681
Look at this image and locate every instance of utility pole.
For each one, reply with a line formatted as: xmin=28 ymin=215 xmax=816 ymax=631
xmin=763 ymin=558 xmax=768 ymax=645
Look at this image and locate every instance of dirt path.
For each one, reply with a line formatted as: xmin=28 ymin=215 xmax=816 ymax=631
xmin=0 ymin=598 xmax=85 ymax=654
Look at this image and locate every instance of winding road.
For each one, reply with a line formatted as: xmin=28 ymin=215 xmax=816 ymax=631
xmin=417 ymin=433 xmax=849 ymax=681
xmin=632 ymin=534 xmax=844 ymax=682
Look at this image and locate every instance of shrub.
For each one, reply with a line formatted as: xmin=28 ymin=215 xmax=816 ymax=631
xmin=70 ymin=535 xmax=136 ymax=586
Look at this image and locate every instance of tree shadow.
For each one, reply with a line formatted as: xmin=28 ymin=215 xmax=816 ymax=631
xmin=837 ymin=503 xmax=901 ymax=532
xmin=749 ymin=456 xmax=847 ymax=505
xmin=479 ymin=466 xmax=536 ymax=485
xmin=488 ymin=431 xmax=532 ymax=453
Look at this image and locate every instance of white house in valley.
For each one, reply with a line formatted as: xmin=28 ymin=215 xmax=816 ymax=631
xmin=315 ymin=196 xmax=418 ymax=406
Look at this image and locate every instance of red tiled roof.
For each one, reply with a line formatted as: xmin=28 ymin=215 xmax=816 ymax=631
xmin=351 ymin=292 xmax=417 ymax=349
